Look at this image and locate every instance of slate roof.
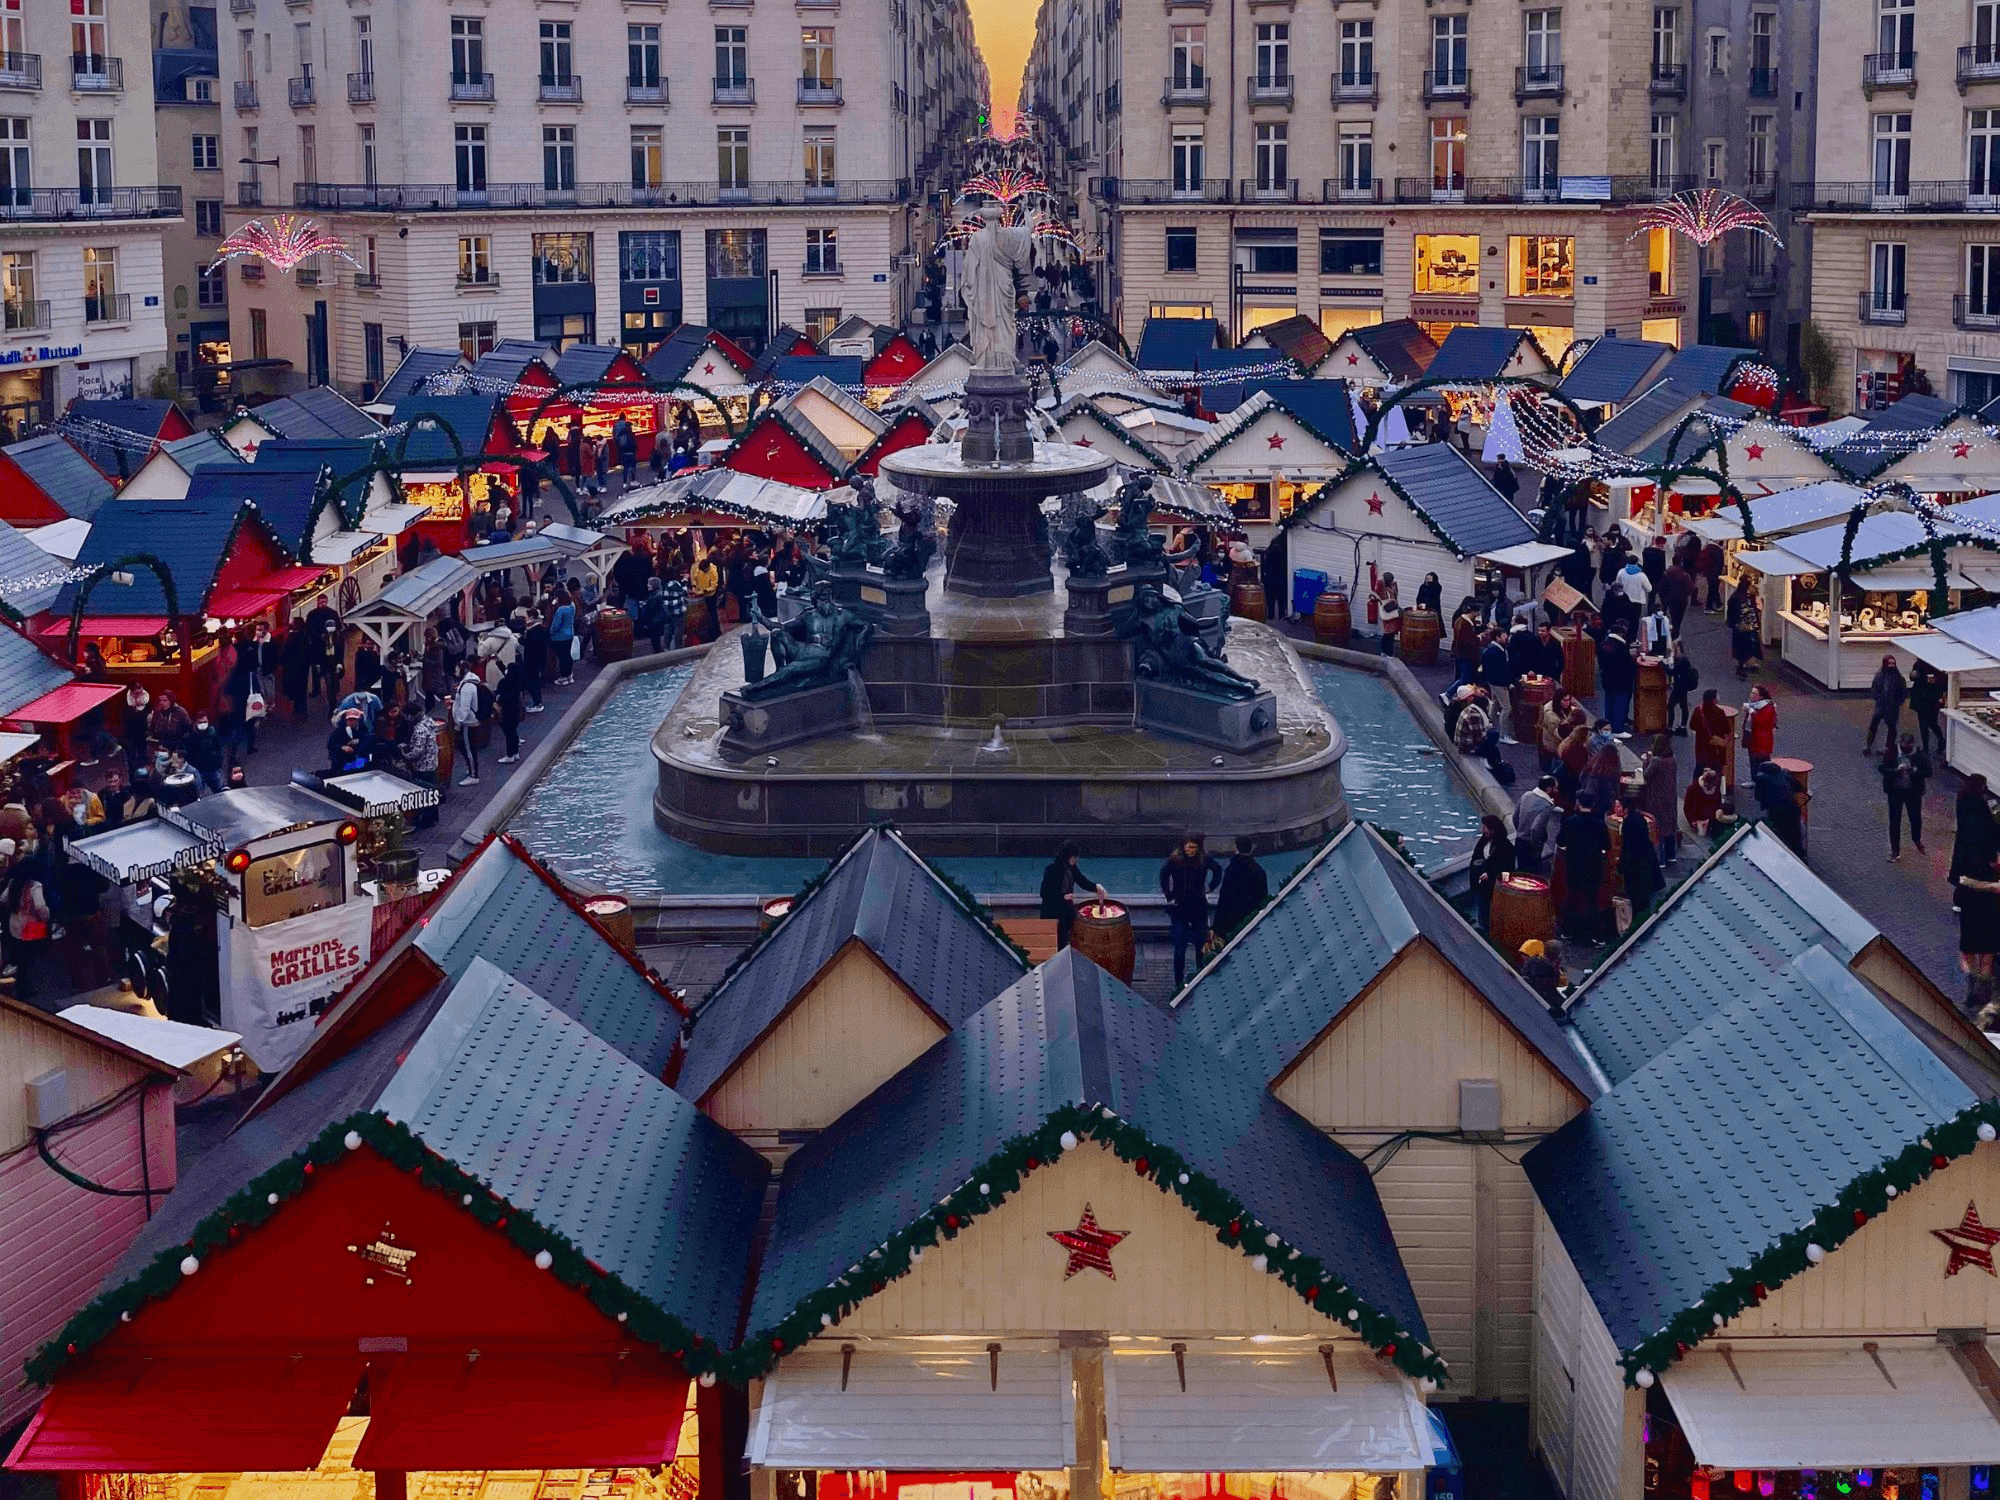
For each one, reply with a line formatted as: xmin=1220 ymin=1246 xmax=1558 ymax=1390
xmin=773 ymin=355 xmax=865 ymax=388
xmin=96 ymin=958 xmax=767 ymax=1348
xmin=749 ymin=948 xmax=1430 ymax=1347
xmin=744 ymin=326 xmax=815 ymax=383
xmin=1827 ymin=394 xmax=1960 ymax=480
xmin=6 ymin=434 xmax=114 ymax=521
xmin=159 ymin=430 xmax=243 ymax=476
xmin=1426 ymin=326 xmax=1541 ymax=382
xmin=153 ymin=47 xmax=217 ymax=102
xmin=678 ymin=828 xmax=1027 ymax=1102
xmin=63 ymin=400 xmax=187 ymax=479
xmin=51 ymin=472 xmax=291 ymax=617
xmin=550 ymin=343 xmax=637 ymax=387
xmin=1593 ymin=380 xmax=1706 ymax=456
xmin=1251 ymin=313 xmax=1334 ymax=373
xmin=243 ymin=385 xmax=382 ymax=441
xmin=0 ymin=519 xmax=69 ymax=616
xmin=214 ymin=463 xmax=327 ymax=556
xmin=1184 ymin=385 xmax=1358 ymax=468
xmin=1565 ymin=825 xmax=1887 ymax=1086
xmin=0 ymin=622 xmax=74 ymax=716
xmin=376 ymin=347 xmax=468 ymax=406
xmin=412 ymin=836 xmax=685 ymax=1077
xmin=388 ymin=392 xmax=510 ymax=467
xmin=645 ymin=325 xmax=728 ymax=384
xmin=1135 ymin=316 xmax=1222 ymax=371
xmin=1556 ymin=338 xmax=1675 ymax=405
xmin=253 ymin=438 xmax=377 ymax=530
xmin=1331 ymin=443 xmax=1535 ymax=557
xmin=471 ymin=339 xmax=556 ymax=392
xmin=722 ymin=406 xmax=849 ymax=483
xmin=1174 ymin=824 xmax=1597 ymax=1097
xmin=1656 ymin=344 xmax=1756 ymax=395
xmin=1525 ymin=944 xmax=1978 ymax=1354
xmin=1347 ymin=320 xmax=1439 ymax=382
xmin=1629 ymin=396 xmax=1762 ymax=468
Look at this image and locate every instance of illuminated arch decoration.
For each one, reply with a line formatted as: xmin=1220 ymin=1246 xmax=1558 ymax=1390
xmin=64 ymin=552 xmax=187 ymax=672
xmin=207 ymin=214 xmax=362 ymax=274
xmin=1629 ymin=189 xmax=1784 ymax=250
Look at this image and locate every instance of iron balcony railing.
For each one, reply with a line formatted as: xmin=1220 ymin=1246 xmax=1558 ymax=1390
xmin=455 ymin=271 xmax=498 ymax=288
xmin=288 ymin=73 xmax=314 ymax=106
xmin=1956 ymin=293 xmax=2000 ymax=328
xmin=0 ymin=185 xmax=182 ymax=220
xmin=239 ymin=262 xmax=264 ymax=282
xmin=1516 ymin=63 xmax=1564 ymax=98
xmin=1748 ymin=64 xmax=1778 ymax=95
xmin=449 ymin=71 xmax=495 ymax=101
xmin=627 ymin=78 xmax=667 ymax=103
xmin=1091 ymin=176 xmax=1231 ymax=203
xmin=1323 ymin=177 xmax=1383 ymax=202
xmin=1963 ymin=43 xmax=2000 ymax=82
xmin=1860 ymin=289 xmax=1908 ymax=324
xmin=2 ymin=298 xmax=48 ymax=332
xmin=1792 ymin=179 xmax=2000 ymax=210
xmin=237 ymin=180 xmax=262 ymax=205
xmin=1422 ymin=67 xmax=1470 ymax=99
xmin=1649 ymin=62 xmax=1687 ymax=95
xmin=352 ymin=270 xmax=381 ymax=289
xmin=1863 ymin=50 xmax=1917 ymax=87
xmin=712 ymin=77 xmax=756 ymax=104
xmin=347 ymin=71 xmax=373 ymax=101
xmin=1239 ymin=176 xmax=1298 ymax=200
xmin=1163 ymin=74 xmax=1209 ymax=103
xmin=1245 ymin=72 xmax=1294 ymax=103
xmin=538 ymin=76 xmax=583 ymax=102
xmin=1332 ymin=67 xmax=1377 ymax=102
xmin=797 ymin=76 xmax=842 ymax=103
xmin=84 ymin=292 xmax=128 ymax=324
xmin=0 ymin=53 xmax=40 ymax=90
xmin=801 ymin=259 xmax=842 ymax=277
xmin=234 ymin=79 xmax=257 ymax=108
xmin=70 ymin=54 xmax=120 ymax=91
xmin=294 ymin=178 xmax=909 ymax=210
xmin=1745 ymin=172 xmax=1778 ymax=201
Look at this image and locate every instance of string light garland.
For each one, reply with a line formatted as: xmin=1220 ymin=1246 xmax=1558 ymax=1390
xmin=207 ymin=214 xmax=361 ymax=275
xmin=1629 ymin=188 xmax=1784 ymax=249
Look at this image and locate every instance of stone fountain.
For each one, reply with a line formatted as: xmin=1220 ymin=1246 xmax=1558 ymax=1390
xmin=652 ymin=225 xmax=1347 ymax=857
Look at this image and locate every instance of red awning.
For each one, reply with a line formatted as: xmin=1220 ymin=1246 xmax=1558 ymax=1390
xmin=206 ymin=587 xmax=292 ymax=619
xmin=352 ymin=1353 xmax=690 ymax=1471
xmin=6 ymin=1355 xmax=363 ymax=1472
xmin=4 ymin=682 xmax=122 ymax=724
xmin=260 ymin=565 xmax=333 ymax=591
xmin=35 ymin=616 xmax=168 ymax=639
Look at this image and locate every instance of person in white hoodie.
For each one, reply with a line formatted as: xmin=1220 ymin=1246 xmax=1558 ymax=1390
xmin=451 ymin=666 xmax=484 ymax=786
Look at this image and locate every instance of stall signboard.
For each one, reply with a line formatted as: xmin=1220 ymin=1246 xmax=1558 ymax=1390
xmin=221 ymin=898 xmax=372 ymax=1070
xmin=242 ymin=840 xmax=346 ymax=928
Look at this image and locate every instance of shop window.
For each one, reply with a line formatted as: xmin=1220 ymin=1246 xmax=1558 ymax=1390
xmin=803 ymin=305 xmax=841 ymax=342
xmin=249 ymin=305 xmax=268 ymax=361
xmin=1746 ymin=309 xmax=1769 ymax=344
xmin=1165 ymin=227 xmax=1197 ymax=273
xmin=1515 ymin=323 xmax=1573 ymax=362
xmin=535 ymin=311 xmax=592 ymax=350
xmin=1414 ymin=233 xmax=1478 ymax=294
xmin=1149 ymin=300 xmax=1213 ymax=319
xmin=1239 ymin=304 xmax=1296 ymax=340
xmin=1321 ymin=229 xmax=1383 ymax=276
xmin=533 ymin=232 xmax=593 ymax=285
xmin=621 ymin=231 xmax=679 ymax=282
xmin=1240 ymin=241 xmax=1297 ymax=275
xmin=1319 ymin=306 xmax=1381 ymax=338
xmin=1508 ymin=234 xmax=1574 ymax=297
xmin=706 ymin=227 xmax=766 ymax=279
xmin=457 ymin=319 xmax=496 ymax=359
xmin=1640 ymin=314 xmax=1682 ymax=346
xmin=1648 ymin=226 xmax=1673 ymax=295
xmin=1419 ymin=319 xmax=1469 ymax=344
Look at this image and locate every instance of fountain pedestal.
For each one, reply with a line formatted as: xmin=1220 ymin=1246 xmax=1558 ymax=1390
xmin=1062 ymin=563 xmax=1165 ymax=639
xmin=830 ymin=569 xmax=931 ymax=638
xmin=1136 ymin=679 xmax=1281 ymax=753
xmin=718 ymin=680 xmax=857 ymax=755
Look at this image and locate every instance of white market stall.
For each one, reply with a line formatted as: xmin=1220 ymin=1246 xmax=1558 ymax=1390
xmin=1895 ymin=603 xmax=2000 ymax=780
xmin=342 ymin=553 xmax=477 ymax=655
xmin=1683 ymin=481 xmax=1871 ymax=647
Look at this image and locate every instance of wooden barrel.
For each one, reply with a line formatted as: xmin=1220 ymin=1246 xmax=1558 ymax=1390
xmin=1230 ymin=581 xmax=1268 ymax=622
xmin=1633 ymin=657 xmax=1669 ymax=736
xmin=1398 ymin=608 xmax=1442 ymax=666
xmin=1513 ymin=673 xmax=1557 ymax=745
xmin=685 ymin=598 xmax=709 ymax=645
xmin=1313 ymin=590 xmax=1352 ymax=647
xmin=596 ymin=608 xmax=634 ymax=663
xmin=583 ymin=895 xmax=635 ymax=951
xmin=760 ymin=896 xmax=794 ymax=930
xmin=1557 ymin=626 xmax=1597 ymax=697
xmin=1490 ymin=874 xmax=1554 ymax=961
xmin=1071 ymin=900 xmax=1136 ymax=981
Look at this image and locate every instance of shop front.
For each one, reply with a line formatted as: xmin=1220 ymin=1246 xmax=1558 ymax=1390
xmin=0 ymin=362 xmax=55 ymax=437
xmin=399 ymin=466 xmax=518 ymax=555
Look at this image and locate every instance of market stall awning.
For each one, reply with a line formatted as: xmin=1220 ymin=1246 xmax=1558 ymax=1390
xmin=1477 ymin=541 xmax=1575 ymax=569
xmin=5 ymin=1354 xmax=363 ymax=1472
xmin=1660 ymin=1345 xmax=2000 ymax=1469
xmin=1935 ymin=602 xmax=2000 ymax=658
xmin=750 ymin=1343 xmax=1073 ymax=1471
xmin=36 ymin=615 xmax=167 ymax=638
xmin=206 ymin=587 xmax=293 ymax=618
xmin=361 ymin=501 xmax=432 ymax=535
xmin=55 ymin=1005 xmax=240 ymax=1070
xmin=319 ymin=767 xmax=441 ymax=817
xmin=68 ymin=817 xmax=217 ymax=881
xmin=1897 ymin=633 xmax=2000 ymax=672
xmin=0 ymin=730 xmax=40 ymax=763
xmin=32 ymin=516 xmax=90 ymax=560
xmin=1731 ymin=548 xmax=1820 ymax=577
xmin=261 ymin=564 xmax=335 ymax=591
xmin=1104 ymin=1344 xmax=1438 ymax=1474
xmin=4 ymin=681 xmax=122 ymax=724
xmin=462 ymin=536 xmax=564 ymax=573
xmin=309 ymin=530 xmax=384 ymax=566
xmin=351 ymin=1354 xmax=691 ymax=1471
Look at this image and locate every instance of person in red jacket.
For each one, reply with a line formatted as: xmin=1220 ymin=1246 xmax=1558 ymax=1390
xmin=1741 ymin=685 xmax=1778 ymax=786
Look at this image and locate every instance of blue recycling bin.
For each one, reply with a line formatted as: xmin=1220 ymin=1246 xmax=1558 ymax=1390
xmin=1424 ymin=1406 xmax=1463 ymax=1500
xmin=1293 ymin=568 xmax=1330 ymax=618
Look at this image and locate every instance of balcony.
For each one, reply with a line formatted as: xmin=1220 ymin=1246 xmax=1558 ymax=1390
xmin=1746 ymin=271 xmax=1778 ymax=295
xmin=234 ymin=79 xmax=257 ymax=108
xmin=1860 ymin=289 xmax=1908 ymax=324
xmin=1162 ymin=74 xmax=1210 ymax=104
xmin=1331 ymin=68 xmax=1377 ymax=103
xmin=1421 ymin=67 xmax=1470 ymax=100
xmin=1514 ymin=62 xmax=1564 ymax=101
xmin=539 ymin=76 xmax=583 ymax=102
xmin=456 ymin=272 xmax=499 ymax=290
xmin=1745 ymin=172 xmax=1778 ymax=201
xmin=229 ymin=0 xmax=253 ymax=10
xmin=627 ymin=78 xmax=668 ymax=103
xmin=1957 ymin=293 xmax=2000 ymax=329
xmin=288 ymin=73 xmax=315 ymax=106
xmin=240 ymin=262 xmax=264 ymax=282
xmin=797 ymin=76 xmax=843 ymax=103
xmin=295 ymin=267 xmax=320 ymax=287
xmin=1962 ymin=43 xmax=2000 ymax=85
xmin=352 ymin=270 xmax=381 ymax=289
xmin=712 ymin=77 xmax=756 ymax=104
xmin=84 ymin=292 xmax=128 ymax=325
xmin=450 ymin=71 xmax=495 ymax=101
xmin=1090 ymin=176 xmax=1230 ymax=203
xmin=2 ymin=299 xmax=48 ymax=334
xmin=237 ymin=179 xmax=262 ymax=205
xmin=0 ymin=184 xmax=182 ymax=220
xmin=1238 ymin=176 xmax=1298 ymax=201
xmin=0 ymin=53 xmax=40 ymax=91
xmin=1245 ymin=72 xmax=1293 ymax=105
xmin=801 ymin=258 xmax=842 ymax=277
xmin=1791 ymin=179 xmax=2000 ymax=210
xmin=1863 ymin=50 xmax=1916 ymax=91
xmin=1649 ymin=61 xmax=1687 ymax=96
xmin=70 ymin=54 xmax=120 ymax=91
xmin=1394 ymin=174 xmax=1668 ymax=204
xmin=347 ymin=71 xmax=373 ymax=101
xmin=294 ymin=177 xmax=911 ymax=210
xmin=1323 ymin=176 xmax=1383 ymax=202
xmin=1749 ymin=64 xmax=1778 ymax=96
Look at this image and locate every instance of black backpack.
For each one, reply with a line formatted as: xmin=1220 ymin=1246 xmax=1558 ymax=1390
xmin=475 ymin=681 xmax=496 ymax=723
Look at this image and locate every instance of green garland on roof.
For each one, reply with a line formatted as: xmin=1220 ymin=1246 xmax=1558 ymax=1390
xmin=722 ymin=1102 xmax=1452 ymax=1387
xmin=1618 ymin=1099 xmax=2000 ymax=1387
xmin=27 ymin=1110 xmax=730 ymax=1389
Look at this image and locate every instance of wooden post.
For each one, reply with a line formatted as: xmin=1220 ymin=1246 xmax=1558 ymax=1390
xmin=698 ymin=1377 xmax=751 ymax=1500
xmin=373 ymin=1472 xmax=408 ymax=1500
xmin=1062 ymin=1331 xmax=1109 ymax=1500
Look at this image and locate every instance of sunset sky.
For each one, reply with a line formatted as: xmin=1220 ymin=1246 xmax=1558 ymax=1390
xmin=968 ymin=0 xmax=1035 ymax=134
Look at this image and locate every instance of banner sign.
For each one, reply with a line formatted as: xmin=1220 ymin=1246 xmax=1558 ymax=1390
xmin=222 ymin=900 xmax=372 ymax=1070
xmin=243 ymin=841 xmax=346 ymax=928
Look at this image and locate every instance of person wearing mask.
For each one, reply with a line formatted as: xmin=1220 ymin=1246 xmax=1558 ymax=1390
xmin=1159 ymin=834 xmax=1223 ymax=989
xmin=547 ymin=592 xmax=577 ymax=686
xmin=1582 ymin=720 xmax=1623 ymax=812
xmin=1598 ymin=630 xmax=1637 ymax=737
xmin=184 ymin=713 xmax=226 ymax=792
xmin=1726 ymin=575 xmax=1764 ymax=678
xmin=1880 ymin=732 xmax=1932 ymax=861
xmin=1467 ymin=815 xmax=1516 ymax=931
xmin=1515 ymin=775 xmax=1562 ymax=874
xmin=451 ymin=665 xmax=484 ymax=786
xmin=1619 ymin=804 xmax=1665 ymax=919
xmin=1558 ymin=792 xmax=1611 ymax=938
xmin=1741 ymin=685 xmax=1778 ymax=785
xmin=1638 ymin=733 xmax=1680 ymax=864
xmin=1863 ymin=654 xmax=1908 ymax=754
xmin=304 ymin=595 xmax=342 ymax=705
xmin=1038 ymin=841 xmax=1107 ymax=950
xmin=147 ymin=692 xmax=193 ymax=760
xmin=1211 ymin=838 xmax=1270 ymax=941
xmin=1415 ymin=572 xmax=1444 ymax=616
xmin=1683 ymin=765 xmax=1724 ymax=838
xmin=1667 ymin=640 xmax=1699 ymax=735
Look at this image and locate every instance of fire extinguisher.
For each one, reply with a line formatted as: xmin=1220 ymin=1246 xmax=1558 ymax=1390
xmin=1364 ymin=561 xmax=1380 ymax=624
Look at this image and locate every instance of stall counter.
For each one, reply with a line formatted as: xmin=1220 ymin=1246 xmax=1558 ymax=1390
xmin=1778 ymin=610 xmax=1933 ymax=690
xmin=1948 ymin=703 xmax=2000 ymax=783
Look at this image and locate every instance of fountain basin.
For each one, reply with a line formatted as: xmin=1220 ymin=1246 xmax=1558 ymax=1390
xmin=881 ymin=439 xmax=1112 ymax=598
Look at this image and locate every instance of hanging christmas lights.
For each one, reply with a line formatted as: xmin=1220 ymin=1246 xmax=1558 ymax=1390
xmin=1629 ymin=188 xmax=1784 ymax=249
xmin=207 ymin=214 xmax=362 ymax=274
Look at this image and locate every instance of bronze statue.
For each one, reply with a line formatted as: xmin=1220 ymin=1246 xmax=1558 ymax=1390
xmin=1110 ymin=472 xmax=1166 ymax=567
xmin=1058 ymin=500 xmax=1109 ymax=578
xmin=824 ymin=476 xmax=888 ymax=570
xmin=880 ymin=494 xmax=936 ymax=581
xmin=1121 ymin=584 xmax=1261 ymax=701
xmin=742 ymin=583 xmax=875 ymax=700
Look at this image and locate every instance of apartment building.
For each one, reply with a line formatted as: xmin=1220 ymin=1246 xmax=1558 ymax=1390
xmin=1027 ymin=0 xmax=1826 ymax=364
xmin=154 ymin=4 xmax=227 ymax=406
xmin=0 ymin=0 xmax=176 ymax=434
xmin=219 ymin=0 xmax=985 ymax=398
xmin=1801 ymin=0 xmax=2000 ymax=410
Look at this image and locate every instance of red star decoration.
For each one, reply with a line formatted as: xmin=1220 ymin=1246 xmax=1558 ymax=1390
xmin=1954 ymin=441 xmax=1974 ymax=460
xmin=1346 ymin=353 xmax=1360 ymax=366
xmin=1266 ymin=432 xmax=1286 ymax=450
xmin=1934 ymin=1201 xmax=2000 ymax=1277
xmin=1049 ymin=1204 xmax=1128 ymax=1280
xmin=1365 ymin=492 xmax=1385 ymax=515
xmin=703 ymin=362 xmax=716 ymax=375
xmin=1744 ymin=443 xmax=1765 ymax=460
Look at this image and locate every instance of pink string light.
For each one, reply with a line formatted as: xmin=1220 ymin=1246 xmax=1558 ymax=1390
xmin=1629 ymin=189 xmax=1784 ymax=249
xmin=207 ymin=214 xmax=361 ymax=274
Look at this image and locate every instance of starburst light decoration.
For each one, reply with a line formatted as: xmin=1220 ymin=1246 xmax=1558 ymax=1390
xmin=207 ymin=214 xmax=361 ymax=274
xmin=1628 ymin=188 xmax=1783 ymax=249
xmin=960 ymin=169 xmax=1049 ymax=204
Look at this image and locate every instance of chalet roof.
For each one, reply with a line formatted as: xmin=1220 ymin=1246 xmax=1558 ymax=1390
xmin=0 ymin=621 xmax=74 ymax=716
xmin=1174 ymin=824 xmax=1597 ymax=1097
xmin=241 ymin=385 xmax=381 ymax=441
xmin=1181 ymin=384 xmax=1358 ymax=470
xmin=209 ymin=462 xmax=328 ymax=556
xmin=62 ymin=400 xmax=187 ymax=479
xmin=1346 ymin=319 xmax=1438 ymax=382
xmin=388 ymin=392 xmax=510 ymax=467
xmin=0 ymin=519 xmax=69 ymax=616
xmin=747 ymin=949 xmax=1438 ymax=1378
xmin=1593 ymin=380 xmax=1708 ymax=455
xmin=1629 ymin=397 xmax=1763 ymax=468
xmin=470 ymin=339 xmax=556 ymax=392
xmin=1323 ymin=443 xmax=1536 ymax=557
xmin=645 ymin=325 xmax=737 ymax=383
xmin=252 ymin=438 xmax=380 ymax=529
xmin=52 ymin=473 xmax=291 ymax=616
xmin=1828 ymin=394 xmax=1961 ymax=480
xmin=1251 ymin=313 xmax=1334 ymax=373
xmin=745 ymin=326 xmax=814 ymax=383
xmin=6 ymin=435 xmax=114 ymax=521
xmin=376 ymin=347 xmax=468 ymax=407
xmin=550 ymin=343 xmax=637 ymax=387
xmin=159 ymin=430 xmax=243 ymax=475
xmin=772 ymin=355 xmax=866 ymax=388
xmin=1556 ymin=338 xmax=1676 ymax=405
xmin=778 ymin=375 xmax=886 ymax=437
xmin=677 ymin=828 xmax=1026 ymax=1102
xmin=1657 ymin=343 xmax=1758 ymax=395
xmin=721 ymin=405 xmax=849 ymax=483
xmin=1135 ymin=316 xmax=1222 ymax=370
xmin=1425 ymin=326 xmax=1541 ymax=383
